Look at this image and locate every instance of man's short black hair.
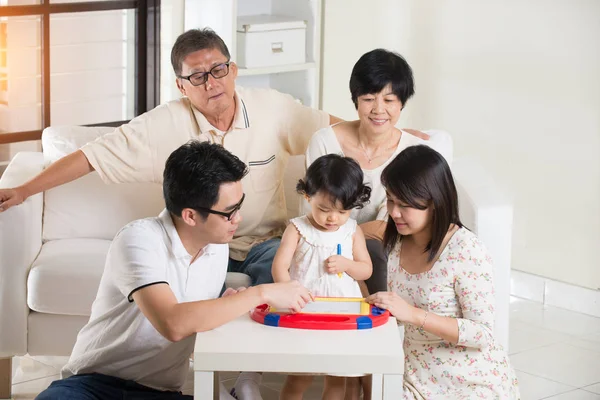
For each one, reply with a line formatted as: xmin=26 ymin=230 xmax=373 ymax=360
xmin=163 ymin=141 xmax=248 ymax=218
xmin=349 ymin=48 xmax=415 ymax=108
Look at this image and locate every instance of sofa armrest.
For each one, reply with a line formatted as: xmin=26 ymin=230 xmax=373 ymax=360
xmin=453 ymin=157 xmax=513 ymax=350
xmin=0 ymin=152 xmax=45 ymax=356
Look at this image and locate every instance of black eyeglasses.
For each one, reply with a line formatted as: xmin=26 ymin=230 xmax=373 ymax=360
xmin=178 ymin=62 xmax=231 ymax=86
xmin=196 ymin=194 xmax=245 ymax=221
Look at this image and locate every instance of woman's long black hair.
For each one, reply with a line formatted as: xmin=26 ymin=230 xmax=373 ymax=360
xmin=381 ymin=145 xmax=462 ymax=261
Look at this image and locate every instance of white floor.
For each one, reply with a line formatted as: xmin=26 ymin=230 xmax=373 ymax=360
xmin=9 ymin=297 xmax=600 ymax=399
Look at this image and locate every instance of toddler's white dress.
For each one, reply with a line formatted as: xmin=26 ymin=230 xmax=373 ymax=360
xmin=289 ymin=216 xmax=362 ymax=298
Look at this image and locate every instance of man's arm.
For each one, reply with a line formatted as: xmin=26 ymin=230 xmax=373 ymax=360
xmin=0 ymin=150 xmax=93 ymax=212
xmin=402 ymin=128 xmax=430 ymax=141
xmin=132 ymin=281 xmax=313 ymax=342
xmin=329 ymin=114 xmax=344 ymax=125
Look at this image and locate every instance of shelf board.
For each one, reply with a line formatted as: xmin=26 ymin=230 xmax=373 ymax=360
xmin=237 ymin=62 xmax=316 ymax=76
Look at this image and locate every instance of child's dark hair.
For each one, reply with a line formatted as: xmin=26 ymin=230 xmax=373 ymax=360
xmin=381 ymin=145 xmax=462 ymax=261
xmin=297 ymin=154 xmax=371 ymax=210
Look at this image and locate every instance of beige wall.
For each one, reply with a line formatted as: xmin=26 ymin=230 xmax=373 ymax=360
xmin=322 ymin=0 xmax=600 ymax=289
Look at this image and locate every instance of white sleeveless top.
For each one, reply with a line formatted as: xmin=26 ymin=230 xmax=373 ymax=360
xmin=289 ymin=216 xmax=363 ymax=298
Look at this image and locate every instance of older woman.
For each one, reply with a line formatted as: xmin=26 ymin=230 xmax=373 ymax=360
xmin=305 ymin=49 xmax=452 ymax=296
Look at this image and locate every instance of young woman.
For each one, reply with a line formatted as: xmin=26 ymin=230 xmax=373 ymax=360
xmin=367 ymin=145 xmax=520 ymax=399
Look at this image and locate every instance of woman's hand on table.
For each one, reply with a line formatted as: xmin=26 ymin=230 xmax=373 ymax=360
xmin=366 ymin=291 xmax=421 ymax=325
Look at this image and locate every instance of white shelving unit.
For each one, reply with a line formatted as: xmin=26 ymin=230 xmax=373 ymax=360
xmin=184 ymin=0 xmax=322 ymax=109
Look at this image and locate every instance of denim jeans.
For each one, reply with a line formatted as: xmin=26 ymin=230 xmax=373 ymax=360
xmin=228 ymin=238 xmax=281 ymax=286
xmin=35 ymin=373 xmax=192 ymax=400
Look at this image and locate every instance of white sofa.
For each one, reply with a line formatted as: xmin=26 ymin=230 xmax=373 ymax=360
xmin=0 ymin=126 xmax=513 ymax=396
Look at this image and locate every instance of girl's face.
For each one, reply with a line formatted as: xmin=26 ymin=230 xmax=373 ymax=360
xmin=386 ymin=191 xmax=432 ymax=236
xmin=306 ymin=191 xmax=352 ymax=232
xmin=356 ymin=83 xmax=403 ymax=135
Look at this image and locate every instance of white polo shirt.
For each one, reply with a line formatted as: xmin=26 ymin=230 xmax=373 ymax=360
xmin=80 ymin=86 xmax=330 ymax=260
xmin=62 ymin=210 xmax=228 ymax=392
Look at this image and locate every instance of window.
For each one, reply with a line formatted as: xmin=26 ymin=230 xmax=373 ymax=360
xmin=0 ymin=0 xmax=160 ymax=146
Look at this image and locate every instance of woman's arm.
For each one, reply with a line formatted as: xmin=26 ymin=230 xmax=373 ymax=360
xmin=451 ymin=239 xmax=496 ymax=348
xmin=366 ymin=291 xmax=459 ymax=343
xmin=325 ymin=226 xmax=373 ymax=281
xmin=366 ymin=238 xmax=496 ymax=348
xmin=271 ymin=224 xmax=301 ymax=283
xmin=407 ymin=306 xmax=459 ymax=344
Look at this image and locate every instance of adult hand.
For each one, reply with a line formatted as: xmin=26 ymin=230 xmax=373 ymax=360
xmin=325 ymin=255 xmax=351 ymax=275
xmin=262 ymin=281 xmax=313 ymax=313
xmin=402 ymin=129 xmax=430 ymax=141
xmin=0 ymin=187 xmax=27 ymax=212
xmin=366 ymin=291 xmax=417 ymax=323
xmin=221 ymin=287 xmax=247 ymax=298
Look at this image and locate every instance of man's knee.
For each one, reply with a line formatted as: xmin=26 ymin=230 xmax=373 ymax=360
xmin=245 ymin=239 xmax=281 ymax=285
xmin=249 ymin=262 xmax=274 ymax=285
xmin=255 ymin=238 xmax=281 ymax=260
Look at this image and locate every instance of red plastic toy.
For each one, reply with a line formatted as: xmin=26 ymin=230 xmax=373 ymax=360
xmin=250 ymin=297 xmax=390 ymax=330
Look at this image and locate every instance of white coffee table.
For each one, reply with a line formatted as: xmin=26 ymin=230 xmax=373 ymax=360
xmin=193 ymin=314 xmax=404 ymax=399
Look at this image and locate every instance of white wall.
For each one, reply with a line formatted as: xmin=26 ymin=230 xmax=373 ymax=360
xmin=322 ymin=0 xmax=600 ymax=290
xmin=160 ymin=0 xmax=185 ymax=103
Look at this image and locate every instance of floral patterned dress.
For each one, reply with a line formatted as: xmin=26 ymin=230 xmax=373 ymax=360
xmin=388 ymin=227 xmax=520 ymax=399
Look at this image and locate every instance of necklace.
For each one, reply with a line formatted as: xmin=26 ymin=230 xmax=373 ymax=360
xmin=357 ymin=130 xmax=398 ymax=164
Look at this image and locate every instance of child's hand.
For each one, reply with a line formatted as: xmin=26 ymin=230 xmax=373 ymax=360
xmin=325 ymin=255 xmax=350 ymax=275
xmin=366 ymin=291 xmax=417 ymax=323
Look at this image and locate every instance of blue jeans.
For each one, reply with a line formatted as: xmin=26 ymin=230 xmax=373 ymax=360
xmin=228 ymin=238 xmax=280 ymax=286
xmin=35 ymin=373 xmax=192 ymax=400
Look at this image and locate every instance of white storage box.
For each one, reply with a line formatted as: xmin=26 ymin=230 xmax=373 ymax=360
xmin=236 ymin=14 xmax=307 ymax=69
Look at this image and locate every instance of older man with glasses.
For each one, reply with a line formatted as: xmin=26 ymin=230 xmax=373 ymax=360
xmin=0 ymin=28 xmax=338 ymax=288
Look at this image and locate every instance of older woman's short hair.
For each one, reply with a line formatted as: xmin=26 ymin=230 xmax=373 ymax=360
xmin=349 ymin=49 xmax=415 ymax=108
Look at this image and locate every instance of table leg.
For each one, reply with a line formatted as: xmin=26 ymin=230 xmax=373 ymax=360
xmin=194 ymin=371 xmax=214 ymax=399
xmin=383 ymin=374 xmax=403 ymax=399
xmin=371 ymin=373 xmax=383 ymax=399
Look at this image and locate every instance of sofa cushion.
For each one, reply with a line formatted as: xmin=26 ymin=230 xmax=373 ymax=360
xmin=27 ymin=239 xmax=109 ymax=316
xmin=41 ymin=126 xmax=166 ymax=241
xmin=42 ymin=126 xmax=115 ymax=164
xmin=43 ymin=173 xmax=165 ymax=241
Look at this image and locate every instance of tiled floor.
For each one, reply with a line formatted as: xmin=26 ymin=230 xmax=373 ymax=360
xmin=8 ymin=297 xmax=600 ymax=399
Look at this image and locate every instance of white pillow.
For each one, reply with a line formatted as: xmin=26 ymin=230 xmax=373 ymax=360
xmin=41 ymin=126 xmax=165 ymax=241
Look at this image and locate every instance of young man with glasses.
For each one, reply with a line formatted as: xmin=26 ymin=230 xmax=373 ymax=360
xmin=36 ymin=141 xmax=313 ymax=400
